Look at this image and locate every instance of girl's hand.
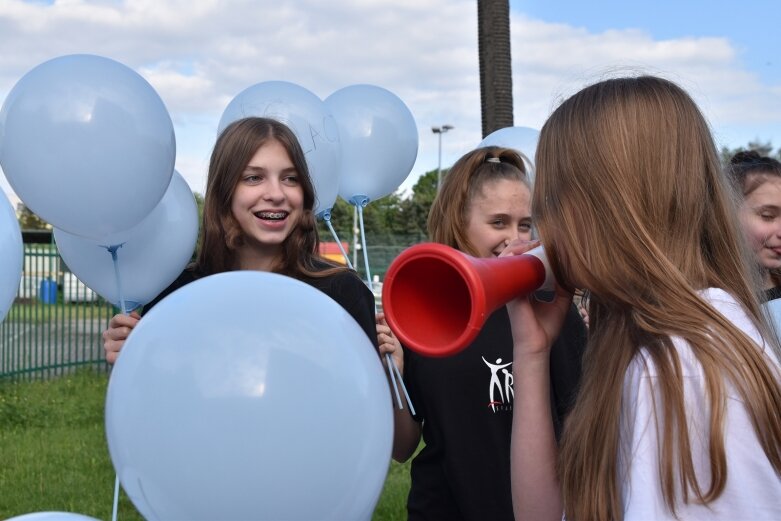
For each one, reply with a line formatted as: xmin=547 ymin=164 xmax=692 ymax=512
xmin=376 ymin=312 xmax=403 ymax=374
xmin=499 ymin=240 xmax=572 ymax=359
xmin=102 ymin=311 xmax=141 ymax=364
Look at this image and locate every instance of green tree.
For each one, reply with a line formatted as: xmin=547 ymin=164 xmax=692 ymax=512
xmin=17 ymin=204 xmax=49 ymax=230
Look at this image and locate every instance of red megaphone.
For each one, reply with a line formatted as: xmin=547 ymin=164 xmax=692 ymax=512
xmin=382 ymin=243 xmax=554 ymax=357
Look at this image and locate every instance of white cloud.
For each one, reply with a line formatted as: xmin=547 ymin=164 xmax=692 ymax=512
xmin=0 ymin=0 xmax=779 ymax=206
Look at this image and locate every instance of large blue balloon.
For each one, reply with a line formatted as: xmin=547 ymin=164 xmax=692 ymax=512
xmin=218 ymin=81 xmax=341 ymax=217
xmin=54 ymin=171 xmax=197 ymax=311
xmin=326 ymin=84 xmax=418 ymax=204
xmin=0 ymin=54 xmax=175 ymax=239
xmin=478 ymin=126 xmax=540 ymax=183
xmin=105 ymin=271 xmax=393 ymax=520
xmin=0 ymin=190 xmax=23 ymax=324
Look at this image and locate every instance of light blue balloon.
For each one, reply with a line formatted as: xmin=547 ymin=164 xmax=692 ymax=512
xmin=478 ymin=126 xmax=540 ymax=183
xmin=0 ymin=54 xmax=175 ymax=239
xmin=54 ymin=171 xmax=197 ymax=310
xmin=6 ymin=513 xmax=100 ymax=521
xmin=326 ymin=84 xmax=418 ymax=204
xmin=105 ymin=272 xmax=393 ymax=520
xmin=219 ymin=81 xmax=341 ymax=217
xmin=0 ymin=190 xmax=23 ymax=324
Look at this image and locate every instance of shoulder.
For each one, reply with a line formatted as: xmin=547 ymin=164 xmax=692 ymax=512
xmin=305 ymin=264 xmax=372 ymax=300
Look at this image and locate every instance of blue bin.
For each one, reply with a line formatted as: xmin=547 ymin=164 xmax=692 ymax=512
xmin=40 ymin=278 xmax=58 ymax=305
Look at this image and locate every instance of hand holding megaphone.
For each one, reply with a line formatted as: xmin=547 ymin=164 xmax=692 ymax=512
xmin=382 ymin=242 xmax=555 ymax=357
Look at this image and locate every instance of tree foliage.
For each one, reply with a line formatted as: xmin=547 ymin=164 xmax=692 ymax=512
xmin=720 ymin=140 xmax=781 ymax=167
xmin=17 ymin=204 xmax=49 ymax=230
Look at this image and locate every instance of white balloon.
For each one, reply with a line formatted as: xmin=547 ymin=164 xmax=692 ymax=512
xmin=54 ymin=171 xmax=197 ymax=310
xmin=326 ymin=84 xmax=418 ymax=204
xmin=7 ymin=514 xmax=100 ymax=521
xmin=0 ymin=190 xmax=23 ymax=323
xmin=106 ymin=271 xmax=393 ymax=521
xmin=478 ymin=126 xmax=540 ymax=183
xmin=218 ymin=81 xmax=341 ymax=217
xmin=0 ymin=54 xmax=175 ymax=239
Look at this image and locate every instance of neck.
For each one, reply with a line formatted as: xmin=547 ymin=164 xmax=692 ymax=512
xmin=235 ymin=245 xmax=281 ymax=272
xmin=764 ymin=269 xmax=777 ymax=291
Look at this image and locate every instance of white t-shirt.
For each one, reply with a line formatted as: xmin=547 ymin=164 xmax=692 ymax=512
xmin=618 ymin=288 xmax=781 ymax=520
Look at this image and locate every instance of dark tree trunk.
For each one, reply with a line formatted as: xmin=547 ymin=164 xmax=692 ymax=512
xmin=477 ymin=0 xmax=514 ymax=138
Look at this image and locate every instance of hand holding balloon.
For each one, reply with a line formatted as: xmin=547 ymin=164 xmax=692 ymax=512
xmin=102 ymin=311 xmax=141 ymax=364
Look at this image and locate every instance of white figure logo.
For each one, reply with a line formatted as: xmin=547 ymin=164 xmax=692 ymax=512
xmin=483 ymin=356 xmax=512 ymax=412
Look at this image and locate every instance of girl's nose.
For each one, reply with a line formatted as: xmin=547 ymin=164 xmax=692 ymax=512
xmin=263 ymin=180 xmax=284 ymax=202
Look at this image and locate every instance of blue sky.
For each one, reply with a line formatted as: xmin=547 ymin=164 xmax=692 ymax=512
xmin=514 ymin=0 xmax=778 ymax=83
xmin=1 ymin=0 xmax=779 ymax=205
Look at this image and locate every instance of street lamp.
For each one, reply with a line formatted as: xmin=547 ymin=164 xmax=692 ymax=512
xmin=432 ymin=124 xmax=454 ymax=192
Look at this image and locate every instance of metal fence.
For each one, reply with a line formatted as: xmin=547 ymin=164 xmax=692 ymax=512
xmin=0 ymin=236 xmax=417 ymax=379
xmin=0 ymin=242 xmax=115 ymax=379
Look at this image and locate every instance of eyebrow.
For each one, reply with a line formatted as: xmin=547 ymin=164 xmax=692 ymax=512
xmin=243 ymin=165 xmax=297 ymax=174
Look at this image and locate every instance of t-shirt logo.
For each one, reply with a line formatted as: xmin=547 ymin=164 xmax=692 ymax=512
xmin=482 ymin=356 xmax=513 ymax=412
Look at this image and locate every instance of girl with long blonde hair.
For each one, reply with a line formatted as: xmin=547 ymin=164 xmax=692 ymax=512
xmin=509 ymin=76 xmax=781 ymax=520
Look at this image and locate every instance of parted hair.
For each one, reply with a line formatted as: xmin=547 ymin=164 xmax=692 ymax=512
xmin=534 ymin=76 xmax=781 ymax=520
xmin=196 ymin=117 xmax=341 ymax=278
xmin=427 ymin=146 xmax=530 ymax=256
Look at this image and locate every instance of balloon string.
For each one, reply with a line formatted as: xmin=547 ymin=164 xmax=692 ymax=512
xmin=385 ymin=352 xmax=403 ymax=409
xmin=112 ymin=474 xmax=120 ymax=521
xmin=322 ymin=212 xmax=354 ymax=270
xmin=356 ymin=204 xmax=372 ymax=286
xmin=351 ymin=197 xmax=415 ymax=412
xmin=105 ymin=244 xmax=128 ymax=315
xmin=105 ymin=243 xmax=126 ymax=521
xmin=392 ymin=353 xmax=416 ymax=416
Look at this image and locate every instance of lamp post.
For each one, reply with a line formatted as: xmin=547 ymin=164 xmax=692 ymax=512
xmin=432 ymin=124 xmax=454 ymax=192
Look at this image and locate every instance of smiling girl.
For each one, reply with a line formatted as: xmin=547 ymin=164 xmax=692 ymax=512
xmin=729 ymin=151 xmax=781 ymax=298
xmin=384 ymin=146 xmax=587 ymax=521
xmin=103 ymin=117 xmax=393 ymax=368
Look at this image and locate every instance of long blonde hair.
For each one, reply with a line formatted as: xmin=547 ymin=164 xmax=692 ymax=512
xmin=534 ymin=76 xmax=781 ymax=520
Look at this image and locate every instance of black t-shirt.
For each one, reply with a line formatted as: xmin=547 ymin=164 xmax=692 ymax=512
xmin=403 ymin=304 xmax=587 ymax=521
xmin=143 ymin=264 xmax=378 ymax=349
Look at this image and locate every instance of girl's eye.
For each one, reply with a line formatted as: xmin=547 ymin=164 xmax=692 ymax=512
xmin=243 ymin=174 xmax=261 ymax=183
xmin=761 ymin=213 xmax=775 ymax=221
xmin=519 ymin=222 xmax=532 ymax=232
xmin=491 ymin=220 xmax=505 ymax=228
xmin=282 ymin=175 xmax=299 ymax=185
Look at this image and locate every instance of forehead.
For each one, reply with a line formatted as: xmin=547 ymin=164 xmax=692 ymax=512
xmin=247 ymin=139 xmax=293 ymax=165
xmin=746 ymin=176 xmax=781 ymax=204
xmin=470 ymin=178 xmax=530 ymax=211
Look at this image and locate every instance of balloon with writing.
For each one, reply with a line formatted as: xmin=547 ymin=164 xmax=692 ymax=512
xmin=218 ymin=81 xmax=340 ymax=217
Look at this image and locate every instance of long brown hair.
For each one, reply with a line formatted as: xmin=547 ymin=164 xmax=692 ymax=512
xmin=534 ymin=76 xmax=781 ymax=519
xmin=427 ymin=146 xmax=530 ymax=255
xmin=196 ymin=117 xmax=342 ymax=278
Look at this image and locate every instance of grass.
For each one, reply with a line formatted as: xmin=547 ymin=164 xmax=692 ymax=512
xmin=0 ymin=371 xmax=413 ymax=520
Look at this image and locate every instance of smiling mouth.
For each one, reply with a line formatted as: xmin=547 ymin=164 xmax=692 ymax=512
xmin=255 ymin=211 xmax=289 ymax=221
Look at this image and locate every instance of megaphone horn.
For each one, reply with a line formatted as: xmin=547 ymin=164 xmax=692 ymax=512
xmin=382 ymin=242 xmax=554 ymax=357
